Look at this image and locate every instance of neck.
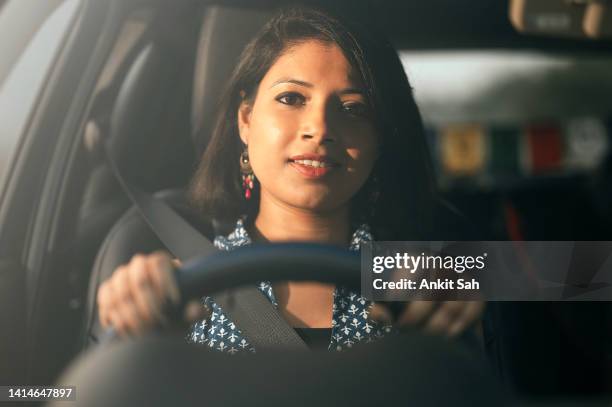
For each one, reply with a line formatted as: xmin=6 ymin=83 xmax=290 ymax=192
xmin=251 ymin=191 xmax=351 ymax=247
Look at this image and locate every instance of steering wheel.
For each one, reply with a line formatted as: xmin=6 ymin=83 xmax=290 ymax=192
xmin=99 ymin=243 xmax=362 ymax=343
xmin=58 ymin=243 xmax=507 ymax=407
xmin=176 ymin=242 xmax=361 ymax=301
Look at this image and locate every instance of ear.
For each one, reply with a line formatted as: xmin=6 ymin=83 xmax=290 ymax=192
xmin=237 ymin=93 xmax=252 ymax=145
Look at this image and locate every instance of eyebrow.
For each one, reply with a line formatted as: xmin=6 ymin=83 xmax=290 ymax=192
xmin=269 ymin=78 xmax=365 ymax=96
xmin=270 ymin=78 xmax=312 ymax=88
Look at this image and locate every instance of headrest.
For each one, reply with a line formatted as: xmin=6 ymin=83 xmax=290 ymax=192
xmin=191 ymin=6 xmax=272 ymax=156
xmin=109 ymin=43 xmax=160 ymax=162
xmin=108 ymin=40 xmax=195 ymax=190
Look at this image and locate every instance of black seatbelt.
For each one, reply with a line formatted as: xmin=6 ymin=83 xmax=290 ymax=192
xmin=105 ymin=142 xmax=308 ymax=350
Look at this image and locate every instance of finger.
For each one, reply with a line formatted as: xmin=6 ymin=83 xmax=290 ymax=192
xmin=127 ymin=262 xmax=166 ymax=327
xmin=424 ymin=301 xmax=465 ymax=335
xmin=100 ymin=264 xmax=126 ymax=311
xmin=396 ymin=301 xmax=437 ymax=326
xmin=97 ymin=282 xmax=112 ymax=328
xmin=99 ymin=275 xmax=123 ymax=328
xmin=108 ymin=310 xmax=127 ymax=338
xmin=112 ymin=262 xmax=133 ymax=305
xmin=149 ymin=252 xmax=180 ymax=306
xmin=118 ymin=300 xmax=146 ymax=336
xmin=183 ymin=300 xmax=211 ymax=323
xmin=447 ymin=301 xmax=485 ymax=337
xmin=111 ymin=258 xmax=144 ymax=335
xmin=368 ymin=303 xmax=394 ymax=325
xmin=135 ymin=283 xmax=167 ymax=328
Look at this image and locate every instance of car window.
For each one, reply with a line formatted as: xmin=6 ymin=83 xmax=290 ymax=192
xmin=401 ymin=51 xmax=612 ymax=186
xmin=0 ymin=0 xmax=81 ymax=199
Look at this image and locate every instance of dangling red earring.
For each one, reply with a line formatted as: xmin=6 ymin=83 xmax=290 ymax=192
xmin=240 ymin=150 xmax=254 ymax=200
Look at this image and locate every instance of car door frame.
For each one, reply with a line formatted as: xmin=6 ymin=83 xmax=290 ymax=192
xmin=0 ymin=0 xmax=131 ymax=384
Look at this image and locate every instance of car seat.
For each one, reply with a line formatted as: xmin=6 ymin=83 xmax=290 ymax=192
xmin=81 ymin=5 xmax=272 ymax=348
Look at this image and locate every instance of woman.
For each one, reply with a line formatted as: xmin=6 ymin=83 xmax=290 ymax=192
xmin=96 ymin=5 xmax=484 ymax=352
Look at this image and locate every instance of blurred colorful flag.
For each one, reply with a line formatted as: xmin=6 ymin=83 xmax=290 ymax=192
xmin=565 ymin=117 xmax=608 ymax=169
xmin=439 ymin=124 xmax=486 ymax=176
xmin=489 ymin=125 xmax=521 ymax=176
xmin=525 ymin=123 xmax=563 ymax=173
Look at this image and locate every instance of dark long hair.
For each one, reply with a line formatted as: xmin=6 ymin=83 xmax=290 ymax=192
xmin=188 ymin=5 xmax=437 ymax=240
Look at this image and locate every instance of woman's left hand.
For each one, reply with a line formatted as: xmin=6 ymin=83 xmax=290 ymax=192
xmin=369 ymin=301 xmax=485 ymax=337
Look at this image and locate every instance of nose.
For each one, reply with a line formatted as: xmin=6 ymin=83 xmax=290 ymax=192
xmin=300 ymin=103 xmax=335 ymax=145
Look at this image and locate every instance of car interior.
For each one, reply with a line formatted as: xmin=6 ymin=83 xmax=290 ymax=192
xmin=1 ymin=0 xmax=612 ymax=405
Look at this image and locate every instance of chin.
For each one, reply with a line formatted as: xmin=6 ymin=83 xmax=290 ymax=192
xmin=291 ymin=198 xmax=330 ymax=212
xmin=272 ymin=185 xmax=353 ymax=213
xmin=289 ymin=194 xmax=350 ymax=214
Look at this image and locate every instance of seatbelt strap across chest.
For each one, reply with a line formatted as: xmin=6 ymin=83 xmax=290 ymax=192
xmin=105 ymin=142 xmax=308 ymax=350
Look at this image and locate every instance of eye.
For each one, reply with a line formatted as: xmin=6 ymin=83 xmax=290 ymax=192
xmin=276 ymin=92 xmax=305 ymax=106
xmin=341 ymin=102 xmax=370 ymax=118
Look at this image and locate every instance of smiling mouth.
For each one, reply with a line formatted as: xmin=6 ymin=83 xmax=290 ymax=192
xmin=289 ymin=159 xmax=335 ymax=168
xmin=288 ymin=159 xmax=339 ymax=178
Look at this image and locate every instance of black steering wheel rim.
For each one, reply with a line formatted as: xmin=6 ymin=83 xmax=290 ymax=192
xmin=175 ymin=243 xmax=362 ymax=309
xmin=101 ymin=244 xmax=362 ymax=343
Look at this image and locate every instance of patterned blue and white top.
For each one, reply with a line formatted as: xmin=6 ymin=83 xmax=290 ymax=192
xmin=187 ymin=218 xmax=393 ymax=353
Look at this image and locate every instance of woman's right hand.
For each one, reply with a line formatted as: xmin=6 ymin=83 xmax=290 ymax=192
xmin=97 ymin=251 xmax=208 ymax=337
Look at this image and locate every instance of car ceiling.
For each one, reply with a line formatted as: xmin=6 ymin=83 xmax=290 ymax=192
xmin=197 ymin=0 xmax=612 ymax=52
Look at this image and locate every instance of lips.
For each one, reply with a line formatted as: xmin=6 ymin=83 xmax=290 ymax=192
xmin=288 ymin=153 xmax=340 ymax=178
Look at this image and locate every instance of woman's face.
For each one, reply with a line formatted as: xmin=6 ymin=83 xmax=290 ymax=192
xmin=238 ymin=40 xmax=379 ymax=214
